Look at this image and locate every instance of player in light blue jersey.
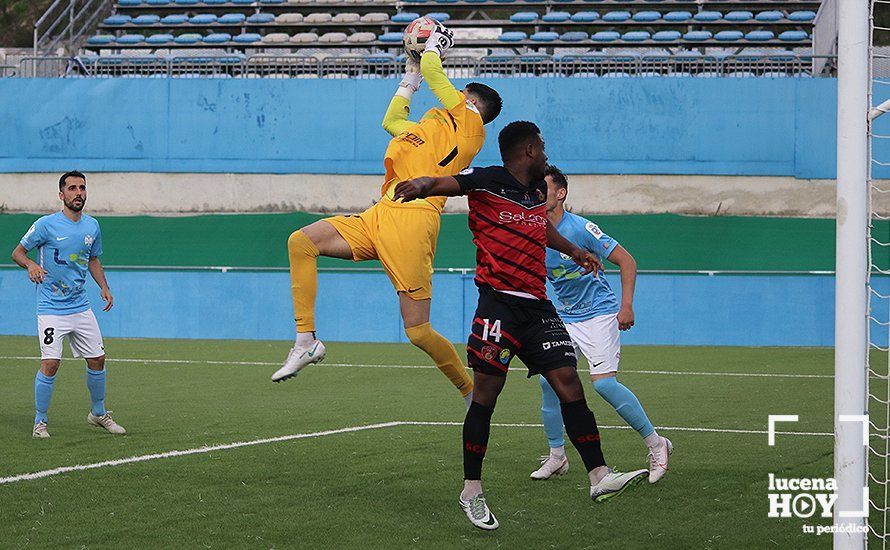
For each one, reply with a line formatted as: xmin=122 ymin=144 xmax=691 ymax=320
xmin=11 ymin=171 xmax=125 ymax=439
xmin=531 ymin=166 xmax=671 ymax=484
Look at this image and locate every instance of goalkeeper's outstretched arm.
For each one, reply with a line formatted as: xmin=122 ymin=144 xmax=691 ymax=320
xmin=420 ymin=50 xmax=461 ymax=110
xmin=382 ymin=60 xmax=423 ymax=137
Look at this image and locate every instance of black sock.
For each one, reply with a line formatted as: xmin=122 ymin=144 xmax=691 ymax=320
xmin=561 ymin=399 xmax=607 ymax=472
xmin=463 ymin=402 xmax=494 ymax=480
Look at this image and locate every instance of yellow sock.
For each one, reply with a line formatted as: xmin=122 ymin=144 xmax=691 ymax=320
xmin=288 ymin=230 xmax=319 ymax=333
xmin=405 ymin=322 xmax=473 ymax=397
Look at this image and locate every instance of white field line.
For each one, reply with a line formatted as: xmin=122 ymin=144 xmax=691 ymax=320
xmin=0 ymin=421 xmax=832 ymax=486
xmin=0 ymin=356 xmax=832 ymax=380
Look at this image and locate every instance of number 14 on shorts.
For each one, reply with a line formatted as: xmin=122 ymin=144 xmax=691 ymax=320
xmin=481 ymin=319 xmax=502 ymax=342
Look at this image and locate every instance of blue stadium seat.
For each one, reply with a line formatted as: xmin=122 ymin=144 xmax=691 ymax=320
xmin=87 ymin=35 xmax=115 ymax=45
xmin=653 ymin=30 xmax=680 ymax=41
xmin=788 ymin=10 xmax=816 ymax=22
xmin=724 ymin=11 xmax=753 ymax=22
xmin=542 ymin=11 xmax=570 ymax=22
xmin=366 ymin=53 xmax=397 ymax=63
xmin=602 ymin=11 xmax=630 ymax=22
xmin=499 ymin=31 xmax=528 ymax=42
xmin=570 ymin=12 xmax=599 ymax=22
xmin=592 ymin=31 xmax=620 ymax=41
xmin=715 ymin=30 xmax=744 ymax=41
xmin=174 ymin=0 xmax=199 ymax=5
xmin=146 ymin=0 xmax=170 ymax=4
xmin=203 ymin=0 xmax=228 ymax=4
xmin=260 ymin=0 xmax=286 ymax=4
xmin=464 ymin=0 xmax=486 ymax=4
xmin=426 ymin=12 xmax=450 ymax=21
xmin=232 ymin=0 xmax=255 ymax=4
xmin=146 ymin=33 xmax=174 ymax=44
xmin=133 ymin=14 xmax=161 ymax=25
xmin=510 ymin=12 xmax=539 ymax=22
xmin=693 ymin=11 xmax=722 ymax=22
xmin=779 ymin=30 xmax=808 ymax=41
xmin=531 ymin=31 xmax=559 ymax=42
xmin=683 ymin=30 xmax=713 ymax=41
xmin=218 ymin=13 xmax=247 ymax=24
xmin=622 ymin=31 xmax=650 ymax=42
xmin=247 ymin=13 xmax=275 ymax=24
xmin=104 ymin=15 xmax=131 ymax=25
xmin=437 ymin=0 xmax=459 ymax=3
xmin=746 ymin=30 xmax=775 ymax=41
xmin=755 ymin=11 xmax=783 ymax=22
xmin=203 ymin=33 xmax=232 ymax=43
xmin=405 ymin=0 xmax=429 ymax=3
xmin=174 ymin=33 xmax=202 ymax=44
xmin=233 ymin=33 xmax=262 ymax=43
xmin=161 ymin=14 xmax=188 ymax=25
xmin=663 ymin=11 xmax=692 ymax=22
xmin=119 ymin=0 xmax=142 ymax=5
xmin=560 ymin=31 xmax=588 ymax=42
xmin=190 ymin=14 xmax=218 ymax=24
xmin=391 ymin=12 xmax=420 ymax=23
xmin=379 ymin=32 xmax=404 ymax=42
xmin=117 ymin=34 xmax=146 ymax=44
xmin=493 ymin=0 xmax=517 ymax=4
xmin=632 ymin=11 xmax=661 ymax=22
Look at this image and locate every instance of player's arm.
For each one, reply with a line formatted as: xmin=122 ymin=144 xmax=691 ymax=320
xmin=606 ymin=245 xmax=636 ymax=331
xmin=420 ymin=22 xmax=461 ymax=110
xmin=88 ymin=257 xmax=114 ymax=311
xmin=382 ymin=58 xmax=422 ymax=137
xmin=393 ymin=176 xmax=462 ymax=200
xmin=11 ymin=244 xmax=46 ymax=283
xmin=547 ymin=221 xmax=603 ymax=276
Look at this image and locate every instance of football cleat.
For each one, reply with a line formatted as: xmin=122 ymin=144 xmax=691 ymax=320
xmin=271 ymin=340 xmax=326 ymax=382
xmin=590 ymin=468 xmax=648 ymax=502
xmin=87 ymin=411 xmax=126 ymax=435
xmin=648 ymin=436 xmax=673 ymax=484
xmin=459 ymin=493 xmax=499 ymax=530
xmin=32 ymin=421 xmax=50 ymax=439
xmin=530 ymin=453 xmax=569 ymax=480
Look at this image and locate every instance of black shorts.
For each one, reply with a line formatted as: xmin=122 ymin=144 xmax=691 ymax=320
xmin=466 ymin=285 xmax=578 ymax=377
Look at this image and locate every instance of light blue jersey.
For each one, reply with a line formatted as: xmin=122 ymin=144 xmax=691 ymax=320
xmin=20 ymin=212 xmax=103 ymax=315
xmin=546 ymin=211 xmax=619 ymax=323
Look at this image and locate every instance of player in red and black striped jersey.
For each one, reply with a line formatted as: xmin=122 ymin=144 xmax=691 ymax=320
xmin=395 ymin=121 xmax=648 ymax=531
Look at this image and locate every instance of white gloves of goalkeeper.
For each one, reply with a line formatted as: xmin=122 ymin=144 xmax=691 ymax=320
xmin=397 ymin=57 xmax=422 ymax=99
xmin=423 ymin=23 xmax=454 ymax=58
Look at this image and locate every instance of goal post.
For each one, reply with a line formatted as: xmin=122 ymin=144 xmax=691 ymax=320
xmin=835 ymin=0 xmax=870 ymax=548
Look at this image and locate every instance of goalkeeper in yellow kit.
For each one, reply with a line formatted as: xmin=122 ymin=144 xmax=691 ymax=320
xmin=272 ymin=22 xmax=503 ymax=408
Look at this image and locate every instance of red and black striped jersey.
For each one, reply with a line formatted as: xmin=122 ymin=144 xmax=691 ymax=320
xmin=454 ymin=165 xmax=549 ymax=300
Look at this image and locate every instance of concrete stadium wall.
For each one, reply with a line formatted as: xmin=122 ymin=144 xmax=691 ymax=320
xmin=6 ymin=172 xmax=890 ymax=217
xmin=2 ymin=268 xmax=887 ymax=347
xmin=0 ymin=77 xmax=858 ymax=179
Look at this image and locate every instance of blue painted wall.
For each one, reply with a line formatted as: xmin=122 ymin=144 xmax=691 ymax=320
xmin=0 ymin=77 xmax=861 ymax=178
xmin=1 ymin=268 xmax=887 ymax=347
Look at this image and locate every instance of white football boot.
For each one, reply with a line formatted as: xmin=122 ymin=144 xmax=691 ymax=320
xmin=589 ymin=468 xmax=648 ymax=502
xmin=459 ymin=493 xmax=499 ymax=530
xmin=88 ymin=411 xmax=127 ymax=435
xmin=648 ymin=436 xmax=673 ymax=484
xmin=271 ymin=340 xmax=326 ymax=383
xmin=530 ymin=453 xmax=569 ymax=480
xmin=32 ymin=421 xmax=50 ymax=439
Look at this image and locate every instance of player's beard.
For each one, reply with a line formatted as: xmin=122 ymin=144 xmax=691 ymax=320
xmin=65 ymin=197 xmax=85 ymax=212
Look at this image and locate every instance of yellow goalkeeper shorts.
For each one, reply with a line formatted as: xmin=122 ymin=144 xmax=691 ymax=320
xmin=323 ymin=198 xmax=441 ymax=301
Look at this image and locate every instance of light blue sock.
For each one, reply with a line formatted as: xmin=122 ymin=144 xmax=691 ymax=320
xmin=34 ymin=371 xmax=56 ymax=425
xmin=593 ymin=377 xmax=655 ymax=439
xmin=86 ymin=368 xmax=107 ymax=417
xmin=539 ymin=376 xmax=566 ymax=449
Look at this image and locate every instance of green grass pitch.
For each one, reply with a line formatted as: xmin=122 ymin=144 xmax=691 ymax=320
xmin=0 ymin=336 xmax=845 ymax=548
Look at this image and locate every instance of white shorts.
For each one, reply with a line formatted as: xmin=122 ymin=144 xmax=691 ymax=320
xmin=565 ymin=312 xmax=621 ymax=377
xmin=37 ymin=309 xmax=105 ymax=360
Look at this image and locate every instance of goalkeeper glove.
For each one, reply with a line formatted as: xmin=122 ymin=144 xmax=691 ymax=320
xmin=423 ymin=23 xmax=454 ymax=58
xmin=397 ymin=58 xmax=422 ymax=99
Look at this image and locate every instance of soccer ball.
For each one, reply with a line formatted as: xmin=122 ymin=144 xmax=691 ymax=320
xmin=403 ymin=17 xmax=440 ymax=62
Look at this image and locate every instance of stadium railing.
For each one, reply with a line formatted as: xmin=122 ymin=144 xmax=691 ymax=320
xmin=11 ymin=53 xmax=836 ymax=78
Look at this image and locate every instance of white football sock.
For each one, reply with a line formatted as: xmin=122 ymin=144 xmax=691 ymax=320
xmin=550 ymin=445 xmax=566 ymax=459
xmin=644 ymin=431 xmax=661 ymax=451
xmin=461 ymin=480 xmax=483 ymax=501
xmin=296 ymin=331 xmax=316 ymax=347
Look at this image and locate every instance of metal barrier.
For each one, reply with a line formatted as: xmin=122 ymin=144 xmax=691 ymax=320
xmin=0 ymin=65 xmax=17 ymax=78
xmin=14 ymin=54 xmax=838 ymax=79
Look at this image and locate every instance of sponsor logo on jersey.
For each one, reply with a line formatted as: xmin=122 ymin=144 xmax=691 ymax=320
xmin=459 ymin=167 xmax=474 ymax=176
xmin=585 ymin=221 xmax=604 ymax=239
xmin=482 ymin=345 xmax=497 ymax=362
xmin=542 ymin=340 xmax=574 ymax=350
xmin=498 ymin=211 xmax=547 ymax=226
xmin=499 ymin=348 xmax=510 ymax=365
xmin=84 ymin=235 xmax=94 ymax=246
